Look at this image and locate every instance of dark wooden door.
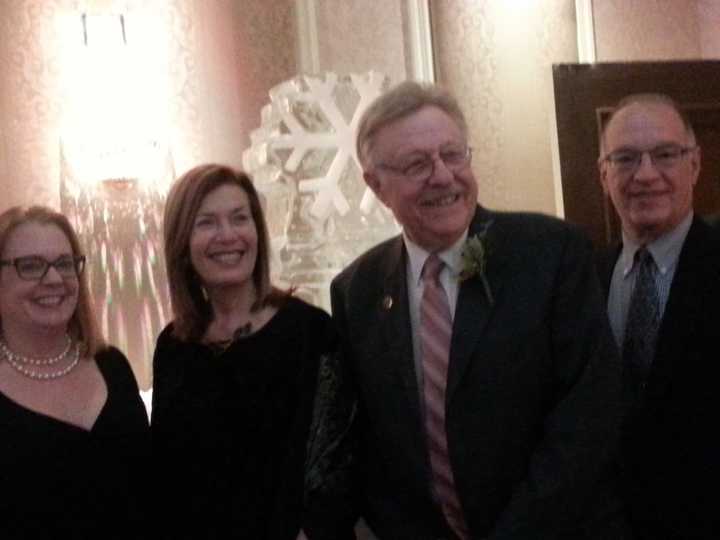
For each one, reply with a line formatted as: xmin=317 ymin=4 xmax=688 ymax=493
xmin=553 ymin=61 xmax=720 ymax=248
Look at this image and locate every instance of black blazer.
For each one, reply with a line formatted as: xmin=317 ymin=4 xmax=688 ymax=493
xmin=599 ymin=216 xmax=720 ymax=540
xmin=332 ymin=206 xmax=628 ymax=540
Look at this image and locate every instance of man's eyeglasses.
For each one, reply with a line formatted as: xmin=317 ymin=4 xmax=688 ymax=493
xmin=602 ymin=144 xmax=696 ymax=173
xmin=0 ymin=255 xmax=86 ymax=281
xmin=376 ymin=146 xmax=472 ymax=183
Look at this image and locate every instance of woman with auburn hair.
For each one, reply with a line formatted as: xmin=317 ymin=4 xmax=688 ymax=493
xmin=0 ymin=206 xmax=149 ymax=539
xmin=151 ymin=164 xmax=355 ymax=540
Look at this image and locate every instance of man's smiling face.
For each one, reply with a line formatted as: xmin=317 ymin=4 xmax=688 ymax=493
xmin=600 ymin=101 xmax=700 ymax=244
xmin=364 ymin=105 xmax=478 ymax=252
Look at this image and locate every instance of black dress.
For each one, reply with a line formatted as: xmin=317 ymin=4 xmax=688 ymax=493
xmin=151 ymin=296 xmax=356 ymax=540
xmin=0 ymin=347 xmax=151 ymax=539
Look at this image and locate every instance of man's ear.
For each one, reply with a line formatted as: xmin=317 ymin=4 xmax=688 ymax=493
xmin=690 ymin=146 xmax=701 ymax=187
xmin=364 ymin=170 xmax=387 ymax=205
xmin=598 ymin=159 xmax=610 ymax=196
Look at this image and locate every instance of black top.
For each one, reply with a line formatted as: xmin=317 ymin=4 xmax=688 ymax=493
xmin=0 ymin=347 xmax=151 ymax=539
xmin=151 ymin=296 xmax=355 ymax=540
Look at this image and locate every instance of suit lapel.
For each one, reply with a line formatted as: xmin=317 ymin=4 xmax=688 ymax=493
xmin=377 ymin=237 xmax=425 ymax=427
xmin=447 ymin=208 xmax=507 ymax=402
xmin=648 ymin=218 xmax=716 ymax=400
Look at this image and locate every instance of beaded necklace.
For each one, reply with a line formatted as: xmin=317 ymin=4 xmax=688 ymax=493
xmin=0 ymin=334 xmax=72 ymax=366
xmin=0 ymin=335 xmax=80 ymax=380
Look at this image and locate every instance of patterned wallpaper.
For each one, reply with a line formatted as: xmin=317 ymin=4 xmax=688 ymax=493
xmin=698 ymin=0 xmax=720 ymax=58
xmin=0 ymin=0 xmax=67 ymax=210
xmin=432 ymin=0 xmax=578 ymax=214
xmin=593 ymin=0 xmax=701 ymax=61
xmin=314 ymin=0 xmax=408 ymax=83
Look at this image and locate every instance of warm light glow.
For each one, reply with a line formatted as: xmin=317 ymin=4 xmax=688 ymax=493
xmin=57 ymin=11 xmax=172 ymax=192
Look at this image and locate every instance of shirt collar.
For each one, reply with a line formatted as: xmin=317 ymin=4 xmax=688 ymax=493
xmin=404 ymin=230 xmax=468 ymax=286
xmin=620 ymin=212 xmax=693 ymax=278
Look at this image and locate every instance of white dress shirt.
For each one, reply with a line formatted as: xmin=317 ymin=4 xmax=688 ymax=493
xmin=404 ymin=231 xmax=467 ymax=403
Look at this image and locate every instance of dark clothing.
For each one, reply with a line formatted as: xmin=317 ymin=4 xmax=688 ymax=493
xmin=331 ymin=206 xmax=629 ymax=539
xmin=151 ymin=296 xmax=355 ymax=540
xmin=0 ymin=347 xmax=150 ymax=539
xmin=600 ymin=216 xmax=720 ymax=540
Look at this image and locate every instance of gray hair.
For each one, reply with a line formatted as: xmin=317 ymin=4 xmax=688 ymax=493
xmin=356 ymin=80 xmax=468 ymax=168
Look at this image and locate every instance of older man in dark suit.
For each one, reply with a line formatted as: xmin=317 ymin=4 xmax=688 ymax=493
xmin=597 ymin=93 xmax=720 ymax=539
xmin=330 ymin=81 xmax=627 ymax=540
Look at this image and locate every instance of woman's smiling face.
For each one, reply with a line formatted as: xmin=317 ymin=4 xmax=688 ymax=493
xmin=189 ymin=183 xmax=258 ymax=294
xmin=0 ymin=222 xmax=79 ymax=336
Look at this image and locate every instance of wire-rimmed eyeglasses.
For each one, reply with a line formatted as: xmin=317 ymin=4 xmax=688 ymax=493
xmin=376 ymin=146 xmax=472 ymax=183
xmin=601 ymin=144 xmax=696 ymax=174
xmin=0 ymin=255 xmax=86 ymax=281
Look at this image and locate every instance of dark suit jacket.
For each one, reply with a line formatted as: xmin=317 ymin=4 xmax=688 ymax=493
xmin=599 ymin=216 xmax=720 ymax=540
xmin=331 ymin=206 xmax=628 ymax=540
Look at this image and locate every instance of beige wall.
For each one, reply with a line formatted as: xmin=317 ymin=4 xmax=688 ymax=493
xmin=593 ymin=0 xmax=720 ymax=61
xmin=432 ymin=0 xmax=578 ymax=214
xmin=594 ymin=0 xmax=701 ymax=61
xmin=698 ymin=0 xmax=720 ymax=57
xmin=313 ymin=0 xmax=408 ymax=82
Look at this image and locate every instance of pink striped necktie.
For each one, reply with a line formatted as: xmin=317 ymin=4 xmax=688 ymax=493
xmin=421 ymin=254 xmax=469 ymax=540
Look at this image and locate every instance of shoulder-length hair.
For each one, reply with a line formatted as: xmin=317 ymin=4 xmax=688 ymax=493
xmin=163 ymin=163 xmax=284 ymax=342
xmin=0 ymin=206 xmax=104 ymax=357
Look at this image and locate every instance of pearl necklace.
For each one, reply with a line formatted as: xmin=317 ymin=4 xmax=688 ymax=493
xmin=1 ymin=339 xmax=80 ymax=381
xmin=0 ymin=334 xmax=72 ymax=366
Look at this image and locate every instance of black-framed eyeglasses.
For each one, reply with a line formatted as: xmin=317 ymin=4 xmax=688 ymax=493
xmin=0 ymin=255 xmax=86 ymax=281
xmin=602 ymin=144 xmax=696 ymax=173
xmin=376 ymin=146 xmax=472 ymax=183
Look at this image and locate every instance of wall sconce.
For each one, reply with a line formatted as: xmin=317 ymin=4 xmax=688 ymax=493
xmin=82 ymin=13 xmax=127 ymax=47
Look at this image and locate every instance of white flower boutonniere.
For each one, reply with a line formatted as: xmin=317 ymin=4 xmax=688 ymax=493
xmin=458 ymin=230 xmax=494 ymax=305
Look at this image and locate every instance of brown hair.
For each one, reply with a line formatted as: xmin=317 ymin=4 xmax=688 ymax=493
xmin=0 ymin=206 xmax=104 ymax=357
xmin=600 ymin=93 xmax=697 ymax=154
xmin=163 ymin=163 xmax=284 ymax=341
xmin=356 ymin=80 xmax=469 ymax=168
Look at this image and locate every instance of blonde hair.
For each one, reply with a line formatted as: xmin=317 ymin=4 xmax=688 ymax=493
xmin=163 ymin=164 xmax=285 ymax=342
xmin=356 ymin=80 xmax=468 ymax=168
xmin=0 ymin=206 xmax=104 ymax=357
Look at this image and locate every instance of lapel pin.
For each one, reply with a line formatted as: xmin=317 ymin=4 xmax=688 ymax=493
xmin=381 ymin=295 xmax=393 ymax=310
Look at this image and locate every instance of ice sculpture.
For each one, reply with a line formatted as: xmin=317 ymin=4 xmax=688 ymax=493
xmin=242 ymin=71 xmax=400 ymax=310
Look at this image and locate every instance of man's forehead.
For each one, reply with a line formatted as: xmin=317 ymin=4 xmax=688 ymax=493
xmin=605 ymin=102 xmax=687 ymax=145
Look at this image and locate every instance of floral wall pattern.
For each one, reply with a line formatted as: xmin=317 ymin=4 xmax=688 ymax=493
xmin=698 ymin=0 xmax=720 ymax=57
xmin=431 ymin=0 xmax=578 ymax=214
xmin=313 ymin=0 xmax=408 ymax=83
xmin=593 ymin=0 xmax=701 ymax=61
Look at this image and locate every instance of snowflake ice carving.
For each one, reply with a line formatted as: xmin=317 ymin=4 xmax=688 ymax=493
xmin=243 ymin=71 xmax=400 ymax=310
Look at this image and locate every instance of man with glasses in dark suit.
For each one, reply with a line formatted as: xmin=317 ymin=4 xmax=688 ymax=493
xmin=330 ymin=81 xmax=628 ymax=539
xmin=598 ymin=93 xmax=720 ymax=539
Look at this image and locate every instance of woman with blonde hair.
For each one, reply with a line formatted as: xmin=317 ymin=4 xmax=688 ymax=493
xmin=0 ymin=205 xmax=149 ymax=539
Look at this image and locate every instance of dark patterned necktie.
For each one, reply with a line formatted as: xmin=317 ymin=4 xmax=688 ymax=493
xmin=420 ymin=254 xmax=469 ymax=539
xmin=622 ymin=248 xmax=661 ymax=395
